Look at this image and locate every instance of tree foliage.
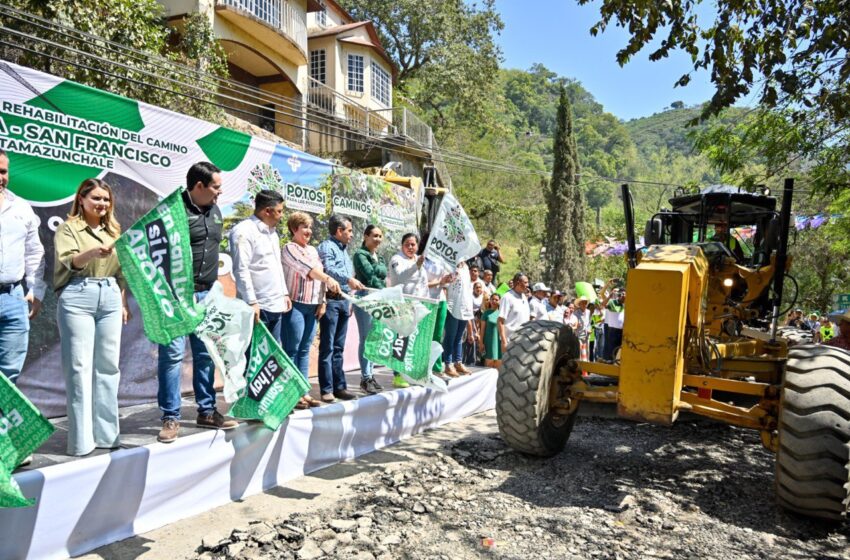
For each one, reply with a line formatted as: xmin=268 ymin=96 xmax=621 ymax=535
xmin=543 ymin=86 xmax=586 ymax=288
xmin=338 ymin=0 xmax=504 ymax=132
xmin=1 ymin=0 xmax=228 ymax=121
xmin=580 ymin=0 xmax=850 ymax=193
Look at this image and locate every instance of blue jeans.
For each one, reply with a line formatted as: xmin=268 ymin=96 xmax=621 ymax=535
xmin=157 ymin=290 xmax=216 ymax=420
xmin=259 ymin=309 xmax=284 ymax=346
xmin=282 ymin=301 xmax=318 ymax=381
xmin=604 ymin=325 xmax=623 ymax=361
xmin=442 ymin=315 xmax=468 ymax=365
xmin=57 ymin=278 xmax=123 ymax=455
xmin=318 ymin=299 xmax=350 ymax=394
xmin=353 ymin=298 xmax=374 ymax=380
xmin=0 ymin=285 xmax=29 ymax=384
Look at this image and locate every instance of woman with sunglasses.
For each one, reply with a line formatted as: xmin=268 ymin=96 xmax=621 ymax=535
xmin=54 ymin=178 xmax=130 ymax=456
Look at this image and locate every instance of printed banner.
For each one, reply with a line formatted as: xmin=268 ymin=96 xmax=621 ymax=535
xmin=115 ymin=188 xmax=204 ymax=345
xmin=229 ymin=322 xmax=311 ymax=430
xmin=0 ymin=371 xmax=55 ymax=508
xmin=194 ymin=283 xmax=254 ymax=403
xmin=424 ymin=193 xmax=481 ymax=270
xmin=364 ymin=300 xmax=447 ymax=392
xmin=1 ymin=60 xmax=422 ymax=418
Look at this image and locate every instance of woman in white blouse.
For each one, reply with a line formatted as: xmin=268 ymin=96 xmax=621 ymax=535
xmin=385 ymin=233 xmax=433 ymax=388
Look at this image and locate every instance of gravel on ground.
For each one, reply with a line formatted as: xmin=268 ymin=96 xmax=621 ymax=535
xmin=193 ymin=411 xmax=850 ymax=560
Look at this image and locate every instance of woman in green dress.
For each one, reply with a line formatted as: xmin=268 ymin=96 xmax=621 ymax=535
xmin=479 ymin=292 xmax=502 ymax=367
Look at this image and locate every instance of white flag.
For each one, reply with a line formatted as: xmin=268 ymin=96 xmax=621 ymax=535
xmin=194 ymin=283 xmax=254 ymax=402
xmin=346 ymin=286 xmax=432 ymax=337
xmin=424 ymin=193 xmax=481 ymax=270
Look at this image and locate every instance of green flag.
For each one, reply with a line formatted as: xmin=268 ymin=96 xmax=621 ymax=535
xmin=0 ymin=372 xmax=55 ymax=508
xmin=115 ymin=188 xmax=204 ymax=345
xmin=229 ymin=323 xmax=311 ymax=430
xmin=364 ymin=300 xmax=446 ymax=392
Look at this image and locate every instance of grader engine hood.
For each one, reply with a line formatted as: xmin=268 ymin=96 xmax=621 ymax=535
xmin=617 ymin=245 xmax=708 ymax=424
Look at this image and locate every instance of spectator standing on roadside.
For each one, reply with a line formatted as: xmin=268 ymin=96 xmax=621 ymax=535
xmin=157 ymin=162 xmax=238 ymax=444
xmin=482 ymin=269 xmax=497 ymax=295
xmin=317 ymin=215 xmax=364 ymax=403
xmin=463 ymin=280 xmax=485 ymax=366
xmin=546 ymin=291 xmax=566 ymax=321
xmin=281 ymin=212 xmax=341 ymax=409
xmin=600 ymin=286 xmax=626 ymax=362
xmin=0 ymin=149 xmax=46 ymax=388
xmin=229 ymin=190 xmax=291 ymax=344
xmin=588 ymin=302 xmax=603 ymax=361
xmin=479 ymin=239 xmax=504 ymax=280
xmin=352 ymin=224 xmax=387 ymax=395
xmin=820 ymin=316 xmax=835 ymax=343
xmin=824 ymin=311 xmax=850 ymax=351
xmin=442 ymin=262 xmax=474 ymax=377
xmin=480 ymin=293 xmax=503 ymax=367
xmin=498 ymin=273 xmax=530 ymax=353
xmin=574 ymin=296 xmax=591 ymax=361
xmin=529 ymin=282 xmax=550 ymax=321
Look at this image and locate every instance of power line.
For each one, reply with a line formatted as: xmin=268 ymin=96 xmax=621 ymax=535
xmin=0 ymin=7 xmax=550 ymax=178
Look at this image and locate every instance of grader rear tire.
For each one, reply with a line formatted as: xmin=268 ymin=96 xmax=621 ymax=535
xmin=776 ymin=344 xmax=850 ymax=521
xmin=496 ymin=321 xmax=580 ymax=457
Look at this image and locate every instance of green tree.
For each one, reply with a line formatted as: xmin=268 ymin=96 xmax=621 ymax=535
xmin=2 ymin=0 xmax=228 ymax=122
xmin=544 ymin=86 xmax=585 ymax=288
xmin=580 ymin=0 xmax=850 ymax=194
xmin=338 ymin=0 xmax=504 ymax=133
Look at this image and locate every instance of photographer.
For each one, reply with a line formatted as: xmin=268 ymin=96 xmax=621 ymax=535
xmin=478 ymin=239 xmax=504 ymax=280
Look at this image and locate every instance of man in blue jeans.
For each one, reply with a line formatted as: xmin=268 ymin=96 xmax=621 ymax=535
xmin=317 ymin=215 xmax=365 ymax=402
xmin=0 ymin=150 xmax=46 ymax=468
xmin=0 ymin=150 xmax=46 ymax=387
xmin=157 ymin=162 xmax=238 ymax=443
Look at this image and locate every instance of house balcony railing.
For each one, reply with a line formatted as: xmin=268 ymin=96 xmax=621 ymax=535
xmin=218 ymin=0 xmax=307 ymax=51
xmin=306 ymin=77 xmax=452 ymax=187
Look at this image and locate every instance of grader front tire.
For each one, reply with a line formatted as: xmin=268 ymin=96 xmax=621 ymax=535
xmin=776 ymin=344 xmax=850 ymax=521
xmin=496 ymin=321 xmax=580 ymax=457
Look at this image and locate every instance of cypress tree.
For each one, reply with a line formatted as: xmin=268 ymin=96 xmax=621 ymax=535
xmin=543 ymin=85 xmax=586 ymax=289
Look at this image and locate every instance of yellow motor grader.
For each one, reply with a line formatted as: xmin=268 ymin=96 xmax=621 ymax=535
xmin=495 ymin=180 xmax=850 ymax=521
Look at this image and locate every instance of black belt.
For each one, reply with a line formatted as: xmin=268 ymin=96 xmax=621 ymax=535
xmin=194 ymin=282 xmax=213 ymax=292
xmin=325 ymin=291 xmax=345 ymax=300
xmin=0 ymin=281 xmax=21 ymax=294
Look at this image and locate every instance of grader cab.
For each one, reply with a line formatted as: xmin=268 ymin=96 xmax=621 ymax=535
xmin=495 ymin=179 xmax=850 ymax=521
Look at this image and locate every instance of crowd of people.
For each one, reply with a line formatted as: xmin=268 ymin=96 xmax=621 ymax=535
xmin=3 ymin=149 xmax=850 ymax=465
xmin=784 ymin=308 xmax=848 ymax=348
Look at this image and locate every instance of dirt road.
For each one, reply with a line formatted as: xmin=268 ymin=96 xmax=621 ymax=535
xmin=177 ymin=409 xmax=850 ymax=560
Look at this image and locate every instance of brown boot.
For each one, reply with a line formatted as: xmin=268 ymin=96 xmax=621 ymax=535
xmin=444 ymin=364 xmax=459 ymax=378
xmin=197 ymin=410 xmax=239 ymax=430
xmin=158 ymin=418 xmax=180 ymax=443
xmin=455 ymin=362 xmax=471 ymax=375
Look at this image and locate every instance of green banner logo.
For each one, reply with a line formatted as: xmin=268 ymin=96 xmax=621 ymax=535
xmin=0 ymin=371 xmax=55 ymax=508
xmin=115 ymin=188 xmax=204 ymax=345
xmin=229 ymin=323 xmax=311 ymax=430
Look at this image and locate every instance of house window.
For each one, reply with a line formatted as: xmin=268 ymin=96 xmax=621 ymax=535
xmin=371 ymin=62 xmax=391 ymax=106
xmin=310 ymin=49 xmax=326 ymax=84
xmin=347 ymin=54 xmax=364 ymax=93
xmin=315 ymin=2 xmax=327 ymax=27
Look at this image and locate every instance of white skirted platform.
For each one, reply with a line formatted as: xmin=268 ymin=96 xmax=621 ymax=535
xmin=0 ymin=368 xmax=497 ymax=560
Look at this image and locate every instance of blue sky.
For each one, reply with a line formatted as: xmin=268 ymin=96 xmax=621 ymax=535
xmin=494 ymin=0 xmax=717 ymax=121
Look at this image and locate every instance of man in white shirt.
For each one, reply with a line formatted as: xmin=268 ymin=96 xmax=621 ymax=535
xmin=229 ymin=190 xmax=291 ymax=344
xmin=0 ymin=149 xmax=46 ymax=386
xmin=529 ymin=282 xmax=551 ymax=321
xmin=498 ymin=273 xmax=531 ymax=353
xmin=481 ymin=269 xmax=497 ymax=295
